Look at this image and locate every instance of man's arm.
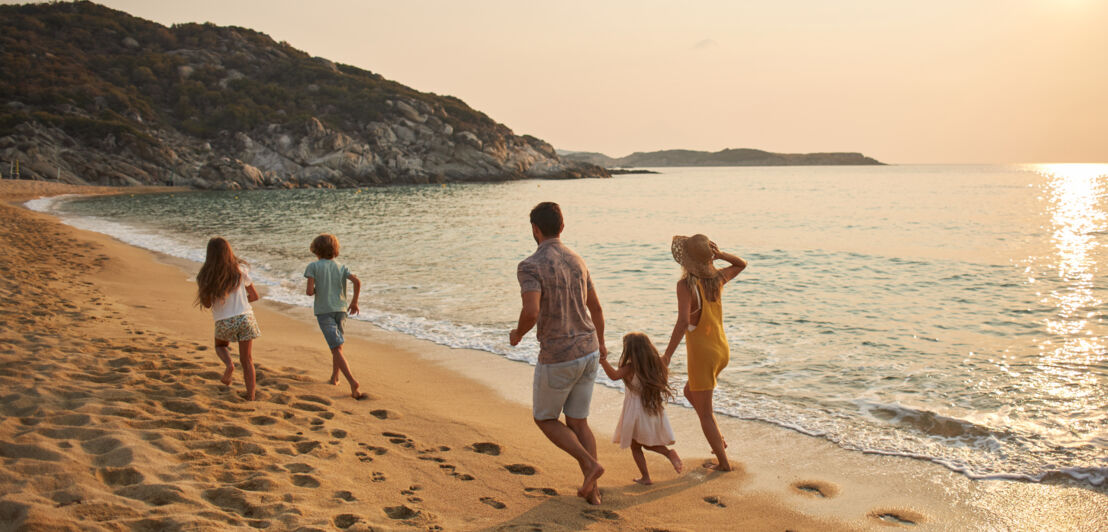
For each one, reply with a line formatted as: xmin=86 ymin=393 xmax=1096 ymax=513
xmin=585 ymin=284 xmax=606 ymax=356
xmin=509 ymin=291 xmax=540 ymax=345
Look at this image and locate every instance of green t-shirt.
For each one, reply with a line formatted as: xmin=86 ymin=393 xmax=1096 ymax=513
xmin=304 ymin=259 xmax=351 ymax=315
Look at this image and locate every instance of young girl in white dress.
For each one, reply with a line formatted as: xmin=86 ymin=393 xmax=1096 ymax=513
xmin=600 ymin=332 xmax=684 ymax=485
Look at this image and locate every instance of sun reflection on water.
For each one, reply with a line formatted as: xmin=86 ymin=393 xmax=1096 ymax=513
xmin=1030 ymin=163 xmax=1108 ymax=402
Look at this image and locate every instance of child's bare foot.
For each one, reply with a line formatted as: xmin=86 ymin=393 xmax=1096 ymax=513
xmin=667 ymin=449 xmax=684 ymax=474
xmin=220 ymin=366 xmax=234 ymax=386
xmin=633 ymin=477 xmax=653 ymax=485
xmin=349 ymin=382 xmax=365 ymax=400
xmin=329 ymin=373 xmax=339 ymax=385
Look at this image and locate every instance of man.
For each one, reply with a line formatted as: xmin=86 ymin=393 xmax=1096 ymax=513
xmin=510 ymin=202 xmax=607 ymax=505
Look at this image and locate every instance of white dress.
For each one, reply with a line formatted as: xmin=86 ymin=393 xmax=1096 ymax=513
xmin=613 ymin=376 xmax=675 ymax=449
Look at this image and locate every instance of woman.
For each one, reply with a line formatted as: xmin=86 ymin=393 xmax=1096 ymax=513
xmin=662 ymin=234 xmax=746 ymax=471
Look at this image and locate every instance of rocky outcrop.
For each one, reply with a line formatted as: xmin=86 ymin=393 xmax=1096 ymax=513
xmin=0 ymin=2 xmax=607 ymax=188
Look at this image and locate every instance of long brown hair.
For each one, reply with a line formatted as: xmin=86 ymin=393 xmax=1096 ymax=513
xmin=195 ymin=237 xmax=246 ymax=308
xmin=619 ymin=332 xmax=674 ymax=415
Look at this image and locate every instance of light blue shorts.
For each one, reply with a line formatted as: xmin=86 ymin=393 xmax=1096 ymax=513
xmin=316 ymin=312 xmax=346 ymax=349
xmin=532 ymin=351 xmax=599 ymax=421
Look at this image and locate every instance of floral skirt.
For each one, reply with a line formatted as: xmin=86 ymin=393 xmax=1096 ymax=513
xmin=214 ymin=312 xmax=261 ymax=342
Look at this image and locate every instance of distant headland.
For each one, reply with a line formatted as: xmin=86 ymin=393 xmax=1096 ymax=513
xmin=559 ymin=148 xmax=884 ymax=168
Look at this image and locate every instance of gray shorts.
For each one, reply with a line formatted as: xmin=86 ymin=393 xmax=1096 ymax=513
xmin=532 ymin=351 xmax=599 ymax=421
xmin=316 ymin=312 xmax=346 ymax=349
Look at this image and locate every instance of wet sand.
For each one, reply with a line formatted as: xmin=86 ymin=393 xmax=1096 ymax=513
xmin=0 ymin=180 xmax=1103 ymax=531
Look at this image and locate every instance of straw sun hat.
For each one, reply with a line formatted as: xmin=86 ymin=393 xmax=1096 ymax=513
xmin=671 ymin=234 xmax=719 ymax=278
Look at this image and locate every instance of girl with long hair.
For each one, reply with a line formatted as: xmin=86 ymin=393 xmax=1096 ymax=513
xmin=196 ymin=237 xmax=260 ymax=400
xmin=600 ymin=332 xmax=683 ymax=484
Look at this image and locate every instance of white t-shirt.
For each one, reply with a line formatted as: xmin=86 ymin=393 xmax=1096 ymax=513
xmin=211 ymin=266 xmax=254 ymax=321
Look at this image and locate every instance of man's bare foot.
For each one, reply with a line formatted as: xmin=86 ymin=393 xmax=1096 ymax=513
xmin=633 ymin=477 xmax=653 ymax=485
xmin=220 ymin=366 xmax=234 ymax=386
xmin=239 ymin=390 xmax=256 ymax=401
xmin=576 ymin=462 xmax=604 ymax=505
xmin=667 ymin=449 xmax=684 ymax=474
xmin=329 ymin=374 xmax=339 ymax=385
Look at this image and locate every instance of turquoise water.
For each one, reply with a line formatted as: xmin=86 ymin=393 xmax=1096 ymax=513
xmin=33 ymin=164 xmax=1108 ymax=487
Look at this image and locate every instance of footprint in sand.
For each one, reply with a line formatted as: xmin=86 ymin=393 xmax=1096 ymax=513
xmin=330 ymin=429 xmax=347 ymax=439
xmin=292 ymin=402 xmax=328 ymax=413
xmin=524 ymin=487 xmax=558 ymax=497
xmin=480 ymin=497 xmax=506 ymax=509
xmin=97 ymin=467 xmax=144 ymax=487
xmin=236 ymin=477 xmax=277 ymax=492
xmin=285 ymin=463 xmax=314 ymax=474
xmin=298 ymin=394 xmax=333 ymax=406
xmin=582 ymin=508 xmax=620 ymax=521
xmin=161 ymin=400 xmax=208 ymax=415
xmin=294 ymin=441 xmax=321 ymax=454
xmin=869 ymin=509 xmax=923 ymax=527
xmin=291 ymin=474 xmax=320 ymax=488
xmin=357 ymin=443 xmax=388 ymax=456
xmin=333 ymin=490 xmax=356 ymax=502
xmin=370 ymin=409 xmax=398 ymax=420
xmin=383 ymin=431 xmax=414 ymax=448
xmin=703 ymin=496 xmax=726 ymax=508
xmin=115 ymin=484 xmax=191 ymax=507
xmin=505 ymin=464 xmax=537 ymax=475
xmin=333 ymin=513 xmax=361 ymax=529
xmin=791 ymin=480 xmax=838 ymax=498
xmin=470 ymin=442 xmax=501 ymax=456
xmin=371 ymin=472 xmax=386 ymax=482
xmin=383 ymin=505 xmax=419 ymax=520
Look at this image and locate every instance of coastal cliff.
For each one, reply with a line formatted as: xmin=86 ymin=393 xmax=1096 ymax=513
xmin=0 ymin=2 xmax=607 ymax=188
xmin=560 ymin=148 xmax=884 ymax=167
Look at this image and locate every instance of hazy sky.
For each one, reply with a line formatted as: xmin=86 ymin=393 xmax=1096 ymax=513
xmin=34 ymin=1 xmax=1108 ymax=163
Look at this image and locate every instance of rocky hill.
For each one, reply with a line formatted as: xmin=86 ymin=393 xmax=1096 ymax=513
xmin=0 ymin=1 xmax=607 ymax=188
xmin=561 ymin=148 xmax=884 ymax=168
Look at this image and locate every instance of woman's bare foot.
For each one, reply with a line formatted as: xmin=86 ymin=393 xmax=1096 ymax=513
xmin=667 ymin=449 xmax=684 ymax=474
xmin=633 ymin=477 xmax=653 ymax=485
xmin=220 ymin=366 xmax=234 ymax=386
xmin=703 ymin=461 xmax=732 ymax=472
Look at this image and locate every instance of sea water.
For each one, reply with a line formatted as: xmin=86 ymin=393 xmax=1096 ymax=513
xmin=29 ymin=164 xmax=1108 ymax=488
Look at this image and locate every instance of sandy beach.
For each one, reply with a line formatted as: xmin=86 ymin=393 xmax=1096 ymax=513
xmin=0 ymin=180 xmax=1104 ymax=531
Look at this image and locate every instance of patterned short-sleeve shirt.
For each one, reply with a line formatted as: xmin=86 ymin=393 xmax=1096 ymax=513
xmin=517 ymin=238 xmax=599 ymax=364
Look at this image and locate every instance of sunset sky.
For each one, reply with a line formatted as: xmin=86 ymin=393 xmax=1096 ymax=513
xmin=29 ymin=1 xmax=1108 ymax=163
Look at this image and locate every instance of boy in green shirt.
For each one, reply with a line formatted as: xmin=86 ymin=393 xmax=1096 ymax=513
xmin=305 ymin=234 xmax=365 ymax=399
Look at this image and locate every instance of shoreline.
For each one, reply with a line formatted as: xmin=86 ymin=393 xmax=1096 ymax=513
xmin=1 ymin=180 xmax=1104 ymax=530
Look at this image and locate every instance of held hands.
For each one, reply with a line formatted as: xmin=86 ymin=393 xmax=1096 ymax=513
xmin=509 ymin=329 xmax=523 ymax=346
